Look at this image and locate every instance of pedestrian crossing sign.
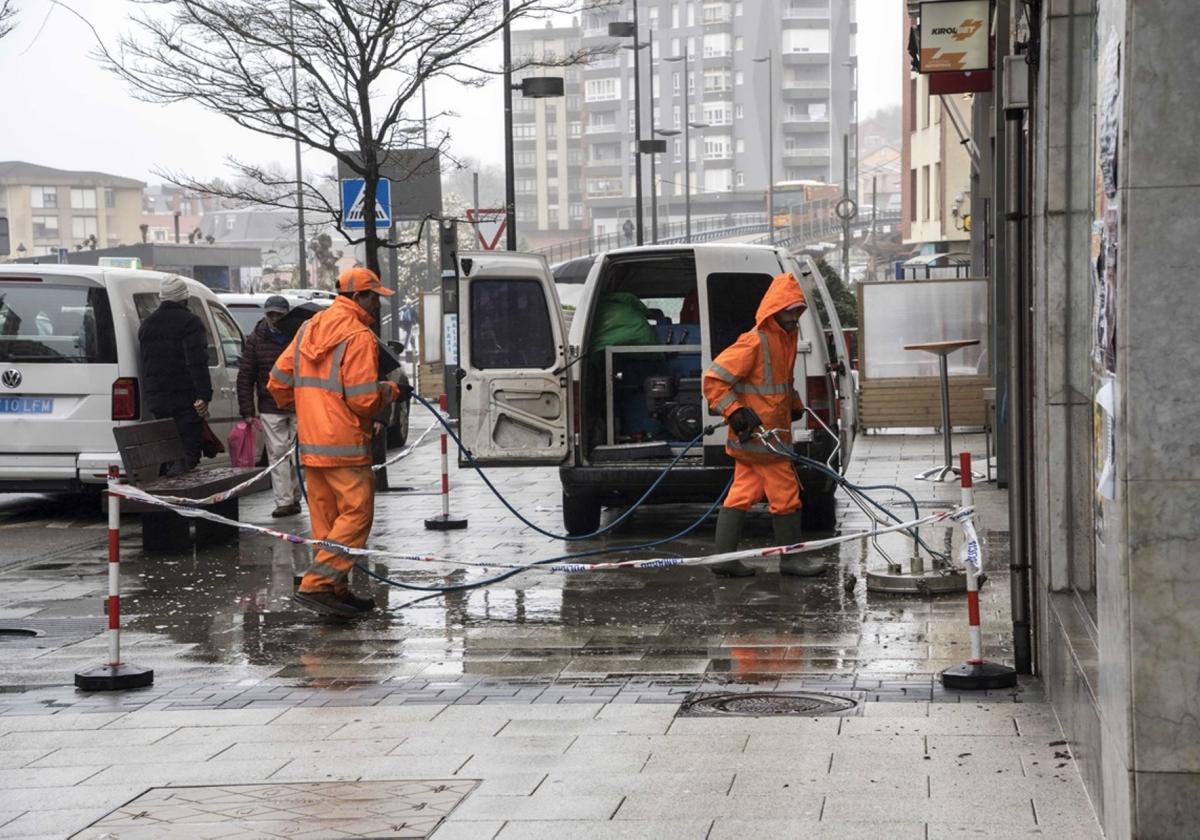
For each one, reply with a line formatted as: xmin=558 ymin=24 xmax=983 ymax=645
xmin=340 ymin=178 xmax=392 ymax=230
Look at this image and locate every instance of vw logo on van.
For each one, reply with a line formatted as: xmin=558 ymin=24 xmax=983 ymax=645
xmin=1 ymin=369 xmax=21 ymax=389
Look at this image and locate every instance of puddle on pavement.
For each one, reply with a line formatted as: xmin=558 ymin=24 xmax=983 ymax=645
xmin=1 ymin=491 xmax=1012 ymax=684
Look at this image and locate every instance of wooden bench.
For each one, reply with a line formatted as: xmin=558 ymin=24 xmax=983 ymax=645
xmin=110 ymin=420 xmax=269 ymax=553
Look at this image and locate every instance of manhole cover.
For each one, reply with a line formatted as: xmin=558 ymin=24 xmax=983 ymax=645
xmin=72 ymin=779 xmax=479 ymax=839
xmin=679 ymin=691 xmax=859 ymax=717
xmin=0 ymin=618 xmax=104 ymax=646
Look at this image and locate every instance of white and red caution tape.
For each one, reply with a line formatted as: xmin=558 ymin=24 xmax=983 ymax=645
xmin=106 ymin=474 xmax=976 ymax=576
xmin=135 ymin=416 xmax=443 ymax=509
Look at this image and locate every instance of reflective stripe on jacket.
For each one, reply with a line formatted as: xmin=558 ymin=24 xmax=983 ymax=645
xmin=702 ymin=272 xmax=806 ymax=462
xmin=267 ymin=296 xmax=398 ymax=467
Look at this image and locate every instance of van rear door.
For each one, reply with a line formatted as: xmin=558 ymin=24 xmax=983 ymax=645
xmin=695 ymin=246 xmax=792 ymax=453
xmin=793 ymin=254 xmax=858 ymax=459
xmin=0 ymin=275 xmax=121 ymax=483
xmin=455 ymin=252 xmax=570 ymax=465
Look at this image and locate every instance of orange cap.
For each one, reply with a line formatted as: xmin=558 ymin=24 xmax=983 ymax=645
xmin=337 ymin=267 xmax=394 ymax=296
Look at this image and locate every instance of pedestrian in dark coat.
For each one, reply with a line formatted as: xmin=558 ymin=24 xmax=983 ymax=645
xmin=137 ymin=276 xmax=213 ymax=471
xmin=237 ymin=295 xmax=301 ymax=517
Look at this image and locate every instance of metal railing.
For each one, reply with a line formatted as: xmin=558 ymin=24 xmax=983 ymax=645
xmin=532 ymin=212 xmax=770 ymax=264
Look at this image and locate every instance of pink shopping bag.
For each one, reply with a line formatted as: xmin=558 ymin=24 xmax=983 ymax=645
xmin=227 ymin=419 xmax=259 ymax=468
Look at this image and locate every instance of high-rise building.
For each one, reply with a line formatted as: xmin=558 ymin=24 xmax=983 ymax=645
xmin=576 ymin=0 xmax=858 ymax=239
xmin=510 ymin=22 xmax=586 ymax=250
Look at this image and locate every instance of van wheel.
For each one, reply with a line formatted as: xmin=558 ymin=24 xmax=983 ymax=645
xmin=802 ymin=485 xmax=838 ymax=533
xmin=562 ymin=491 xmax=601 ymax=536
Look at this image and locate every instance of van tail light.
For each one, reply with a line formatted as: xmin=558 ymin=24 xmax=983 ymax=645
xmin=112 ymin=377 xmax=140 ymax=421
xmin=805 ymin=375 xmax=832 ymax=432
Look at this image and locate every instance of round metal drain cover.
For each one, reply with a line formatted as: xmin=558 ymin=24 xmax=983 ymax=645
xmin=682 ymin=691 xmax=857 ymax=717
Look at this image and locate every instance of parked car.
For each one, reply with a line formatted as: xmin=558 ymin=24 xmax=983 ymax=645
xmin=451 ymin=244 xmax=858 ymax=534
xmin=218 ymin=291 xmax=319 ymax=336
xmin=0 ymin=265 xmax=246 ymax=494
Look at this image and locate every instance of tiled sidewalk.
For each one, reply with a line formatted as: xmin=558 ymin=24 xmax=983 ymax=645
xmin=0 ymin=430 xmax=1101 ymax=838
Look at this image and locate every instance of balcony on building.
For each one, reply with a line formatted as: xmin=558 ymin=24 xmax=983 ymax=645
xmin=782 ymin=115 xmax=831 ymax=132
xmin=783 ymin=1 xmax=831 ymax=22
xmin=702 ymin=2 xmax=733 ymax=26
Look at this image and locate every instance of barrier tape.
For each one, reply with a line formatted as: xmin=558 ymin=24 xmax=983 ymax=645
xmin=372 ymin=417 xmax=443 ymax=471
xmin=106 ymin=476 xmax=977 ymax=576
xmin=137 ymin=415 xmax=444 ymax=508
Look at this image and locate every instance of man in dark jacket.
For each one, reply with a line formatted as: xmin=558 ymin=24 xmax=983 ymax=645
xmin=137 ymin=276 xmax=213 ymax=472
xmin=238 ymin=295 xmax=301 ymax=517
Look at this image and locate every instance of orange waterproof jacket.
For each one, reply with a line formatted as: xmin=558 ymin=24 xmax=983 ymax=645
xmin=267 ymin=296 xmax=398 ymax=467
xmin=702 ymin=272 xmax=806 ymax=461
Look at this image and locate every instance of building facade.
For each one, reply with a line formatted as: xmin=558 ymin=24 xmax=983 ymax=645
xmin=0 ymin=162 xmax=145 ymax=258
xmin=900 ymin=71 xmax=972 ymax=252
xmin=511 ymin=23 xmax=586 ymax=249
xmin=518 ymin=0 xmax=857 ymax=240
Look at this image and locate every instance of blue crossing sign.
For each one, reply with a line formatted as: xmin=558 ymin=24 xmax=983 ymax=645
xmin=340 ymin=178 xmax=392 ymax=229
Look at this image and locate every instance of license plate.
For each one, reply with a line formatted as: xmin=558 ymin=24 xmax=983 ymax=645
xmin=0 ymin=397 xmax=54 ymax=414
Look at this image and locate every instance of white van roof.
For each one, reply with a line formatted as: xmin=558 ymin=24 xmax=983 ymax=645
xmin=0 ymin=264 xmax=221 ymax=299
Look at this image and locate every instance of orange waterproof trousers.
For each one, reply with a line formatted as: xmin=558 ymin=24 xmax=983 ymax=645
xmin=723 ymin=458 xmax=801 ymax=515
xmin=298 ymin=465 xmax=375 ymax=594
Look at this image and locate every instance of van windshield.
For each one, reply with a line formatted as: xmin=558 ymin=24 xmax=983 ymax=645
xmin=0 ymin=284 xmax=117 ymax=364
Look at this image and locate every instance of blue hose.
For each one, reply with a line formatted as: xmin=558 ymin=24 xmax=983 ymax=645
xmin=411 ymin=393 xmax=714 ymax=542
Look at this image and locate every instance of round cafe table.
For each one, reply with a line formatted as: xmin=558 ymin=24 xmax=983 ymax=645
xmin=903 ymin=339 xmax=984 ymax=482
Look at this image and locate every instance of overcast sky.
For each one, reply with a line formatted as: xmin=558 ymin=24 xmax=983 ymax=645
xmin=0 ymin=0 xmax=903 ymax=186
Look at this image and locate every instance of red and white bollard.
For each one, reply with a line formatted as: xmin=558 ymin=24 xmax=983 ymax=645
xmin=940 ymin=452 xmax=1017 ymax=690
xmin=424 ymin=394 xmax=468 ymax=531
xmin=75 ymin=465 xmax=154 ymax=691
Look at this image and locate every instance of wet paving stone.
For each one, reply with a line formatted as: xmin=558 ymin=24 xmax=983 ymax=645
xmin=71 ymin=779 xmax=477 ymax=839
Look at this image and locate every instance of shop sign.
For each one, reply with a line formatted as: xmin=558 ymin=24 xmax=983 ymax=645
xmin=919 ymin=1 xmax=991 ymax=73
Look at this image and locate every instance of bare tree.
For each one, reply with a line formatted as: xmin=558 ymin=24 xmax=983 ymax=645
xmin=88 ymin=0 xmax=608 ymax=275
xmin=0 ymin=1 xmax=16 ymax=40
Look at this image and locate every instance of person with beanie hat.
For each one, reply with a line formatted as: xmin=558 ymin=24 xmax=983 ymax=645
xmin=238 ymin=295 xmax=301 ymax=517
xmin=137 ymin=276 xmax=214 ymax=472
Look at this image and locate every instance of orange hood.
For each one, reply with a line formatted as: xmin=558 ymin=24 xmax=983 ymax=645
xmin=300 ymin=295 xmax=374 ymax=364
xmin=754 ymin=272 xmax=807 ymax=331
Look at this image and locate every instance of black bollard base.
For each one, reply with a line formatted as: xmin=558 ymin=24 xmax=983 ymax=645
xmin=424 ymin=514 xmax=468 ymax=531
xmin=940 ymin=661 xmax=1018 ymax=691
xmin=75 ymin=663 xmax=154 ymax=692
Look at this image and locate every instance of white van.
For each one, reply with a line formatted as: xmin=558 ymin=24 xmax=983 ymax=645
xmin=0 ymin=265 xmax=245 ymax=494
xmin=451 ymin=244 xmax=858 ymax=534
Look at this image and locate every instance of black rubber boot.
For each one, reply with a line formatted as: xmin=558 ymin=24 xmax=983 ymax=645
xmin=710 ymin=507 xmax=755 ymax=577
xmin=774 ymin=510 xmax=823 ymax=576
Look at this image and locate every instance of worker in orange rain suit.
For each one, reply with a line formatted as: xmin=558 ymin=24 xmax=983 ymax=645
xmin=701 ymin=271 xmax=823 ymax=578
xmin=268 ymin=267 xmax=411 ymax=619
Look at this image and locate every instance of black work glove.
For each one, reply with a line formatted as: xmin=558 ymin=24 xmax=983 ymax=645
xmin=395 ymin=382 xmax=414 ymax=402
xmin=791 ymin=407 xmax=806 ymax=422
xmin=727 ymin=406 xmax=763 ymax=443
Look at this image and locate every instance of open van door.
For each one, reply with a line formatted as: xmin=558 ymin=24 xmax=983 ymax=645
xmin=455 ymin=251 xmax=571 ymax=465
xmin=793 ymin=254 xmax=858 ymax=463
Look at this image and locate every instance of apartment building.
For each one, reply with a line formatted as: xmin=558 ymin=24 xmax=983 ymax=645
xmin=506 ymin=1 xmax=857 ymax=241
xmin=0 ymin=162 xmax=145 ymax=258
xmin=511 ymin=22 xmax=587 ymax=249
xmin=900 ymin=71 xmax=973 ymax=252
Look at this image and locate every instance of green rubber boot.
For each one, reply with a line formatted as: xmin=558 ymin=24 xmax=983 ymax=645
xmin=775 ymin=510 xmax=824 ymax=576
xmin=710 ymin=507 xmax=755 ymax=577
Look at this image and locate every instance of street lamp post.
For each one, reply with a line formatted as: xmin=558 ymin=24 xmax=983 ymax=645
xmin=648 ymin=30 xmax=658 ymax=243
xmin=664 ymin=49 xmax=706 ymax=241
xmin=609 ymin=1 xmax=644 ymax=246
xmin=503 ymin=1 xmax=565 ymax=251
xmin=754 ymin=50 xmax=775 ymax=245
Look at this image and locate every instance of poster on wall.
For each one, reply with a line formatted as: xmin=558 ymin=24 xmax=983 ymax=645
xmin=1092 ymin=30 xmax=1123 ymax=541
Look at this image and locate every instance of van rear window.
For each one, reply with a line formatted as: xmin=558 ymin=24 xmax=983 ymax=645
xmin=0 ymin=284 xmax=117 ymax=364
